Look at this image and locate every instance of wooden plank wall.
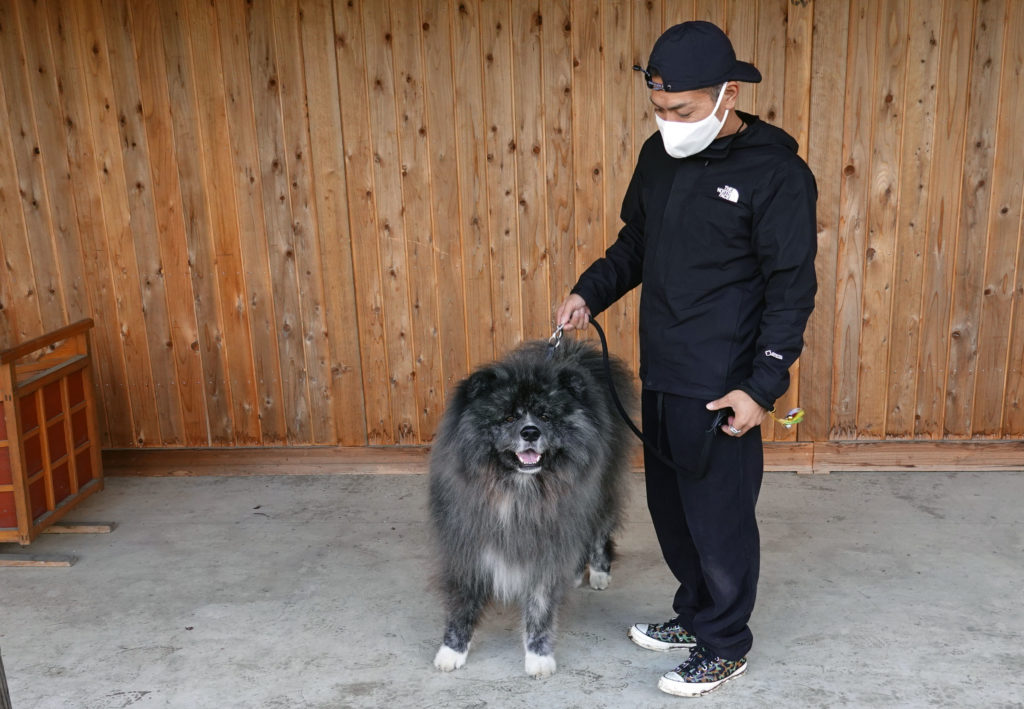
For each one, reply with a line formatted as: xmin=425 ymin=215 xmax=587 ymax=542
xmin=1 ymin=0 xmax=1022 ymax=449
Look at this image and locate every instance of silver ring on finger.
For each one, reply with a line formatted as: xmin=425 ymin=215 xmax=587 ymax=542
xmin=729 ymin=426 xmax=742 ymax=435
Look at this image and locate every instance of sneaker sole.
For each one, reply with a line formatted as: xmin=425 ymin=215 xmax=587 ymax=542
xmin=627 ymin=625 xmax=696 ymax=652
xmin=657 ymin=662 xmax=747 ymax=697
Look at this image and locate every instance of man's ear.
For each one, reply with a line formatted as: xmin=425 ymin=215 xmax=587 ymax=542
xmin=721 ymin=81 xmax=740 ymax=110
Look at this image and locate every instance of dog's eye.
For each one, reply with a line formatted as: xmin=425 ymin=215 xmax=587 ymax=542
xmin=505 ymin=415 xmax=516 ymax=423
xmin=539 ymin=414 xmax=550 ymax=422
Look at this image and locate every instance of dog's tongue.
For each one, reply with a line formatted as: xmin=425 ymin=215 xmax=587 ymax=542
xmin=517 ymin=450 xmax=541 ymax=466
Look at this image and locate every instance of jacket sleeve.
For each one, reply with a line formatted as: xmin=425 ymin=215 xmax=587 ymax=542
xmin=737 ymin=161 xmax=818 ymax=411
xmin=569 ymin=165 xmax=646 ymax=315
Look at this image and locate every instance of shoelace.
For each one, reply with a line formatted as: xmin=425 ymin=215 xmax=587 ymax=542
xmin=679 ymin=645 xmax=712 ymax=674
xmin=656 ymin=617 xmax=684 ymax=632
xmin=653 ymin=618 xmax=694 ymax=643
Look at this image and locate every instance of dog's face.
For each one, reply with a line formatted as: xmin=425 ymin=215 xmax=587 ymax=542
xmin=458 ymin=363 xmax=596 ymax=476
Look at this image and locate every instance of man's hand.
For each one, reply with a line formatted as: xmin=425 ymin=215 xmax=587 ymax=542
xmin=555 ymin=293 xmax=591 ymax=331
xmin=707 ymin=390 xmax=766 ymax=437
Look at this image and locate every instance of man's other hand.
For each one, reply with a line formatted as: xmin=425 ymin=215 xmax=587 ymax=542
xmin=706 ymin=390 xmax=766 ymax=436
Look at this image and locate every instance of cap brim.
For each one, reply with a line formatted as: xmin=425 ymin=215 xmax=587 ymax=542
xmin=731 ymin=61 xmax=762 ymax=84
xmin=641 ymin=59 xmax=762 ymax=92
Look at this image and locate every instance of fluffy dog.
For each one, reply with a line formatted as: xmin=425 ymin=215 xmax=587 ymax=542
xmin=429 ymin=337 xmax=636 ymax=677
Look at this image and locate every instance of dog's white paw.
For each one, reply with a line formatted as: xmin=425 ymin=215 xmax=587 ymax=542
xmin=434 ymin=644 xmax=469 ymax=672
xmin=525 ymin=651 xmax=557 ymax=678
xmin=588 ymin=568 xmax=610 ymax=590
xmin=573 ymin=571 xmax=585 ymax=588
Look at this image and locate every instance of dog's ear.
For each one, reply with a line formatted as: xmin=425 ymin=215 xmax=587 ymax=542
xmin=557 ymin=368 xmax=591 ymax=403
xmin=463 ymin=368 xmax=499 ymax=401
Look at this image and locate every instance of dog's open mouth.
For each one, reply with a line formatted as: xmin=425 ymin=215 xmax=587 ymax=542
xmin=515 ymin=449 xmax=543 ymax=472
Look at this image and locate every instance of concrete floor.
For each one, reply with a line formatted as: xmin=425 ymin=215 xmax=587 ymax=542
xmin=0 ymin=471 xmax=1022 ymax=709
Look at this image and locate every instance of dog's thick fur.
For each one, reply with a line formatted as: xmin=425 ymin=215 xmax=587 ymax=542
xmin=429 ymin=338 xmax=636 ymax=677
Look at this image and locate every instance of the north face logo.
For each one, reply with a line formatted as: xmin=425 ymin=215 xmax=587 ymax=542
xmin=716 ymin=185 xmax=739 ymax=203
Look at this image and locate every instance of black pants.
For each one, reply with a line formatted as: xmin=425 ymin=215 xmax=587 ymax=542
xmin=642 ymin=390 xmax=763 ymax=661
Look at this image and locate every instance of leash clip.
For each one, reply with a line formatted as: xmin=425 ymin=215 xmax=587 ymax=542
xmin=545 ymin=324 xmax=564 ymax=361
xmin=548 ymin=324 xmax=564 ymax=348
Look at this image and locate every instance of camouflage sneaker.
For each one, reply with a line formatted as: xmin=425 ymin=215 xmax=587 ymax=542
xmin=658 ymin=644 xmax=747 ymax=697
xmin=627 ymin=617 xmax=697 ymax=651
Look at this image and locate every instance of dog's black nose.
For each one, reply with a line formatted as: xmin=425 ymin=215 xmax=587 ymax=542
xmin=520 ymin=425 xmax=541 ymax=442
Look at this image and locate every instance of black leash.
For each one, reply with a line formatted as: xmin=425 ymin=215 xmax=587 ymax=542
xmin=582 ymin=317 xmax=725 ymax=479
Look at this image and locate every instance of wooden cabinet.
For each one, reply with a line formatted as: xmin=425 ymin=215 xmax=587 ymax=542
xmin=0 ymin=320 xmax=103 ymax=545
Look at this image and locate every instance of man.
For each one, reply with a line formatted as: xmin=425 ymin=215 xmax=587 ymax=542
xmin=555 ymin=21 xmax=817 ymax=697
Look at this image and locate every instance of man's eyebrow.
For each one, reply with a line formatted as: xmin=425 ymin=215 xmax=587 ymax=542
xmin=649 ymin=95 xmax=693 ymax=111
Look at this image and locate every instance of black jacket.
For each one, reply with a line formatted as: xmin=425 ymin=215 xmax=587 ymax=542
xmin=571 ymin=111 xmax=817 ymax=410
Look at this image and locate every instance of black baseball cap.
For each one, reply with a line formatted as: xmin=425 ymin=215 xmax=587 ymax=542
xmin=633 ymin=21 xmax=761 ymax=92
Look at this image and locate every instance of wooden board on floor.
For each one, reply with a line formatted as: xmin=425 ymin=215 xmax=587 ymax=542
xmin=42 ymin=522 xmax=117 ymax=535
xmin=0 ymin=553 xmax=76 ymax=567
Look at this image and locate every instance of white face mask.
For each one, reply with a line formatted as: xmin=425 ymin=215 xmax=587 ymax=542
xmin=655 ymin=83 xmax=728 ymax=158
